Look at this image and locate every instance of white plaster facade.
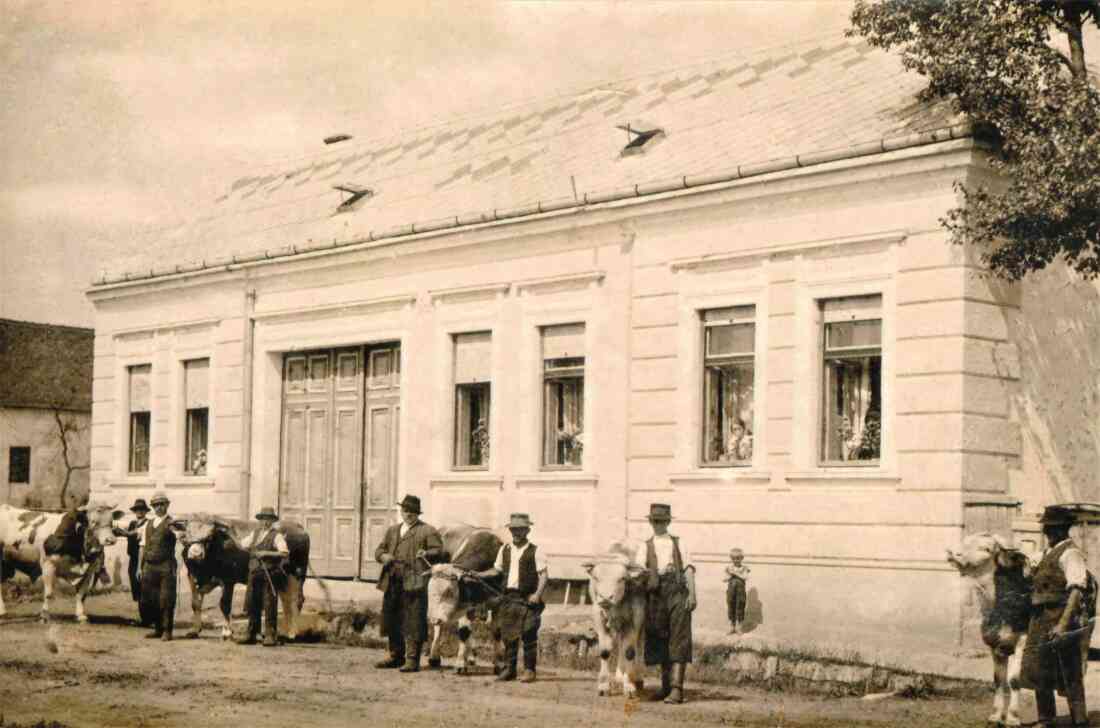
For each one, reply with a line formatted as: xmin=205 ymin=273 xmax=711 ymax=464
xmin=87 ymin=136 xmax=1031 ymax=649
xmin=0 ymin=407 xmax=91 ymax=508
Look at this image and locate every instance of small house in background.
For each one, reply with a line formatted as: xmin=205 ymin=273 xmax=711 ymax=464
xmin=0 ymin=319 xmax=95 ymax=508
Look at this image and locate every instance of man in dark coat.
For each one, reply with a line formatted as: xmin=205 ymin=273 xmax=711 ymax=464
xmin=237 ymin=506 xmax=290 ymax=647
xmin=637 ymin=503 xmax=697 ymax=704
xmin=474 ymin=513 xmax=549 ymax=683
xmin=374 ymin=495 xmax=443 ymax=672
xmin=1021 ymin=505 xmax=1093 ymax=728
xmin=122 ymin=499 xmax=150 ymax=626
xmin=139 ymin=491 xmax=178 ymax=641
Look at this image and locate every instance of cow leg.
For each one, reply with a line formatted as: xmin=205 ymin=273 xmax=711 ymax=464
xmin=219 ymin=584 xmax=235 ymax=640
xmin=74 ymin=573 xmax=90 ymax=624
xmin=1004 ymin=637 xmax=1025 ymax=727
xmin=0 ymin=547 xmax=6 ymax=617
xmin=284 ymin=574 xmax=301 ymax=640
xmin=40 ymin=558 xmax=56 ymax=622
xmin=455 ymin=614 xmax=474 ymax=673
xmin=989 ymin=648 xmax=1008 ymax=725
xmin=595 ymin=625 xmax=613 ymax=696
xmin=617 ymin=637 xmax=635 ymax=698
xmin=186 ymin=575 xmax=205 ymax=637
xmin=427 ymin=621 xmax=444 ymax=670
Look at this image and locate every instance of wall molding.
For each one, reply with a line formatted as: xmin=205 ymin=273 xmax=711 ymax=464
xmin=669 ymin=230 xmax=907 ymax=272
xmin=251 ymin=294 xmax=417 ymax=322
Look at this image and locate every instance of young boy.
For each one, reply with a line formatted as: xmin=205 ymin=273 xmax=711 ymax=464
xmin=724 ymin=548 xmax=750 ymax=635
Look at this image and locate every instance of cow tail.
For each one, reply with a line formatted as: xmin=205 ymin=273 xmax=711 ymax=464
xmin=305 ymin=560 xmax=333 ymax=616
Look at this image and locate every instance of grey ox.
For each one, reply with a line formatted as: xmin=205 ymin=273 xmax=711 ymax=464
xmin=583 ymin=540 xmax=648 ymax=698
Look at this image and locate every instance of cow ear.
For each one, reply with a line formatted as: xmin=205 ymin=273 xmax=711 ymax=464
xmin=112 ymin=510 xmax=125 ymax=521
xmin=169 ymin=520 xmax=188 ymax=532
xmin=581 ymin=561 xmax=595 ymax=575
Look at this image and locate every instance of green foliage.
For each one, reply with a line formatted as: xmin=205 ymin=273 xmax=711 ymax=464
xmin=849 ymin=0 xmax=1100 ymax=280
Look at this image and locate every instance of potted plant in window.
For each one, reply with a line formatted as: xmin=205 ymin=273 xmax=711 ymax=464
xmin=471 ymin=418 xmax=490 ymax=464
xmin=191 ymin=449 xmax=207 ymax=476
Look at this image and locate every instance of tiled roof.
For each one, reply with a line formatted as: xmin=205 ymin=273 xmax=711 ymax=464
xmin=95 ymin=32 xmax=962 ymax=286
xmin=0 ymin=319 xmax=95 ymax=411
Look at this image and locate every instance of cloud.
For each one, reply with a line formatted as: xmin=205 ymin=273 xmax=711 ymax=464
xmin=8 ymin=182 xmax=168 ymax=228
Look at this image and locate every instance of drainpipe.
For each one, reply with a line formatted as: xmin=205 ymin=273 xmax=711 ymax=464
xmin=239 ymin=283 xmax=257 ymax=519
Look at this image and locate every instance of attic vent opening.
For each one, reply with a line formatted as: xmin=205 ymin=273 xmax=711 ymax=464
xmin=333 ymin=183 xmax=374 ymax=213
xmin=324 ymin=134 xmax=353 ymax=145
xmin=617 ymin=122 xmax=665 ymax=156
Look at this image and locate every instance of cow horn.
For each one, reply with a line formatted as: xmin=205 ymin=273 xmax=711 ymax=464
xmin=581 ymin=561 xmax=595 ymax=574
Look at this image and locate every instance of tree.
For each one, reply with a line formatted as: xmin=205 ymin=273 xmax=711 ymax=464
xmin=849 ymin=0 xmax=1100 ymax=280
xmin=52 ymin=405 xmax=90 ymax=509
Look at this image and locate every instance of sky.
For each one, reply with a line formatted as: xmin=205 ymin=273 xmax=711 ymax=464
xmin=0 ymin=1 xmax=853 ymax=328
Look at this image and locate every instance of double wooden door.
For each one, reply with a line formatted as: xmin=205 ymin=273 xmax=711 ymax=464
xmin=279 ymin=343 xmax=401 ymax=578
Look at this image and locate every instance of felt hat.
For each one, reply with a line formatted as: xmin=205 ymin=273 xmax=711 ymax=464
xmin=647 ymin=503 xmax=672 ymax=522
xmin=255 ymin=506 xmax=278 ymax=521
xmin=397 ymin=494 xmax=422 ymax=514
xmin=129 ymin=498 xmax=150 ymax=513
xmin=1039 ymin=505 xmax=1075 ymax=527
xmin=507 ymin=513 xmax=533 ymax=529
xmin=149 ymin=492 xmax=170 ymax=507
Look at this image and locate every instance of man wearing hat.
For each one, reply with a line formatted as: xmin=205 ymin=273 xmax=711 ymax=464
xmin=635 ymin=503 xmax=697 ymax=704
xmin=374 ymin=494 xmax=443 ymax=672
xmin=473 ymin=513 xmax=549 ymax=683
xmin=1021 ymin=505 xmax=1093 ymax=727
xmin=138 ymin=492 xmax=178 ymax=641
xmin=237 ymin=506 xmax=290 ymax=647
xmin=123 ymin=499 xmax=151 ymax=627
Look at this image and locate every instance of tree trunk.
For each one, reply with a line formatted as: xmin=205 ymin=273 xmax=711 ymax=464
xmin=1064 ymin=7 xmax=1088 ymax=81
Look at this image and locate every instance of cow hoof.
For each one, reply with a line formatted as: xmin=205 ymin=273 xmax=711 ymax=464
xmin=428 ymin=657 xmax=442 ymax=669
xmin=76 ymin=616 xmax=89 ymax=625
xmin=598 ymin=686 xmax=610 ymax=697
xmin=185 ymin=630 xmax=201 ymax=639
xmin=455 ymin=666 xmax=467 ymax=676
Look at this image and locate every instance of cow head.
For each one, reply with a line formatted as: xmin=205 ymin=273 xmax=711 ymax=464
xmin=427 ymin=564 xmax=467 ymax=624
xmin=77 ymin=502 xmax=124 ymax=559
xmin=174 ymin=514 xmax=232 ymax=562
xmin=583 ymin=547 xmax=647 ymax=612
xmin=947 ymin=532 xmax=1031 ymax=577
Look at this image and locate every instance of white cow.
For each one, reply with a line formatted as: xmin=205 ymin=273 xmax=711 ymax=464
xmin=583 ymin=540 xmax=648 ymax=698
xmin=947 ymin=532 xmax=1034 ymax=728
xmin=0 ymin=502 xmax=124 ymax=622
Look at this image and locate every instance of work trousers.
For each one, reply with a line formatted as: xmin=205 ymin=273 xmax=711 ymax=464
xmin=245 ymin=567 xmax=281 ymax=640
xmin=380 ymin=583 xmax=429 ymax=658
xmin=140 ymin=561 xmax=177 ymax=635
xmin=726 ymin=578 xmax=746 ymax=625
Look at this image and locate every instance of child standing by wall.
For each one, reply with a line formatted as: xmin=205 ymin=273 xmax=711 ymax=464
xmin=725 ymin=548 xmax=750 ymax=635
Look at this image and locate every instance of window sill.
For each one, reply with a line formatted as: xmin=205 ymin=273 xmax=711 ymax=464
xmin=164 ymin=477 xmax=216 ymax=489
xmin=784 ymin=470 xmax=901 ymax=487
xmin=429 ymin=474 xmax=504 ymax=489
xmin=106 ymin=477 xmax=157 ymax=488
xmin=515 ymin=472 xmax=599 ymax=489
xmin=669 ymin=470 xmax=772 ymax=487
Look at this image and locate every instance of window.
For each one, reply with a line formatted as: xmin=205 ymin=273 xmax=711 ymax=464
xmin=820 ymin=295 xmax=882 ymax=464
xmin=453 ymin=332 xmax=491 ymax=469
xmin=701 ymin=306 xmax=755 ymax=465
xmin=8 ymin=447 xmax=30 ymax=483
xmin=541 ymin=323 xmax=585 ymax=468
xmin=184 ymin=358 xmax=210 ymax=475
xmin=128 ymin=364 xmax=152 ymax=474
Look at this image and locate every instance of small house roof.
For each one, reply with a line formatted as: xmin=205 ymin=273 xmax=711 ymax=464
xmin=0 ymin=319 xmax=94 ymax=411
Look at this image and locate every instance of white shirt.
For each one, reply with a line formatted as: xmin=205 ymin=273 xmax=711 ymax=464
xmin=635 ymin=534 xmax=690 ymax=573
xmin=494 ymin=542 xmax=548 ymax=589
xmin=137 ymin=514 xmax=169 ymax=547
xmin=1059 ymin=542 xmax=1088 ymax=589
xmin=241 ymin=525 xmax=289 ymax=555
xmin=399 ymin=520 xmax=416 ymax=540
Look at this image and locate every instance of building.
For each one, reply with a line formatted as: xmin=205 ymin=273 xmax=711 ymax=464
xmin=85 ymin=34 xmax=1091 ymax=649
xmin=0 ymin=318 xmax=95 ymax=508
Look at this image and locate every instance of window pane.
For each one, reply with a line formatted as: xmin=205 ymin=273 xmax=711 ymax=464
xmin=9 ymin=447 xmax=30 ymax=483
xmin=825 ymin=320 xmax=881 ymax=350
xmin=702 ymin=306 xmax=755 ymax=324
xmin=706 ymin=323 xmax=755 ymax=358
xmin=454 ymin=383 xmax=490 ymax=467
xmin=454 ymin=332 xmax=492 ymax=384
xmin=184 ymin=359 xmax=210 ymax=409
xmin=702 ymin=362 xmax=755 ymax=464
xmin=186 ymin=408 xmax=209 ymax=474
xmin=544 ymin=357 xmax=585 ymax=372
xmin=542 ymin=323 xmax=585 ymax=360
xmin=543 ymin=376 xmax=584 ymax=467
xmin=821 ymin=355 xmax=882 ymax=462
xmin=129 ymin=364 xmax=151 ymax=412
xmin=129 ymin=412 xmax=150 ymax=473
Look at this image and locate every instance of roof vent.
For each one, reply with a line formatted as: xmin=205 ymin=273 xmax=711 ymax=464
xmin=617 ymin=121 xmax=664 ymax=156
xmin=324 ymin=134 xmax=353 ymax=145
xmin=333 ymin=183 xmax=373 ymax=213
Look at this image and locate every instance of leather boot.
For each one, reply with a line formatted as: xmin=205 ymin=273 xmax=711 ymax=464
xmin=654 ymin=663 xmax=672 ymax=701
xmin=496 ymin=640 xmax=518 ymax=682
xmin=375 ymin=651 xmax=404 ymax=669
xmin=399 ymin=640 xmax=421 ymax=672
xmin=1035 ymin=689 xmax=1057 ymax=728
xmin=1068 ymin=678 xmax=1089 ymax=726
xmin=663 ymin=662 xmax=686 ymax=704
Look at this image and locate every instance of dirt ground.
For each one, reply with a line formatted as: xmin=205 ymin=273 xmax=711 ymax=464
xmin=0 ymin=589 xmax=997 ymax=728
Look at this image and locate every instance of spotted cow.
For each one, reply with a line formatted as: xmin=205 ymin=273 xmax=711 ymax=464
xmin=583 ymin=540 xmax=648 ymax=698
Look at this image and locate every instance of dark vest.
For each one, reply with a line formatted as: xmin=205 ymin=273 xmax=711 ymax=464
xmin=143 ymin=517 xmax=177 ymax=566
xmin=645 ymin=535 xmax=684 ymax=591
xmin=500 ymin=543 xmax=540 ymax=596
xmin=1032 ymin=539 xmax=1074 ymax=606
xmin=252 ymin=527 xmax=281 ymax=554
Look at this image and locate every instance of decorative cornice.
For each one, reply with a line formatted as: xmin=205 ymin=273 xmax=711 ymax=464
xmin=669 ymin=230 xmax=907 ymax=272
xmin=513 ymin=271 xmax=605 ymax=293
xmin=251 ymin=294 xmax=417 ymax=322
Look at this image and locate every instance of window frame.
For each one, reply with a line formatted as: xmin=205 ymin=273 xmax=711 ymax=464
xmin=127 ymin=363 xmax=152 ymax=475
xmin=453 ymin=381 xmax=491 ymax=470
xmin=699 ymin=305 xmax=757 ymax=468
xmin=182 ymin=357 xmax=211 ymax=476
xmin=8 ymin=446 xmax=30 ymax=484
xmin=540 ymin=324 xmax=586 ymax=471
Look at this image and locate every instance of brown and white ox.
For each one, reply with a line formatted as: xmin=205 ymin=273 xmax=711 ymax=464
xmin=426 ymin=523 xmax=504 ymax=673
xmin=583 ymin=540 xmax=648 ymax=698
xmin=0 ymin=502 xmax=125 ymax=622
xmin=173 ymin=514 xmax=310 ymax=640
xmin=947 ymin=532 xmax=1034 ymax=728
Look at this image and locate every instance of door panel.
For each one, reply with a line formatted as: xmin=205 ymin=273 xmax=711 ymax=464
xmin=360 ymin=343 xmax=401 ymax=581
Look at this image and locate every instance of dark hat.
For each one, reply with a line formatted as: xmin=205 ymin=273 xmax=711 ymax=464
xmin=398 ymin=494 xmax=422 ymax=514
xmin=508 ymin=513 xmax=533 ymax=529
xmin=149 ymin=492 xmax=170 ymax=506
xmin=647 ymin=503 xmax=673 ymax=521
xmin=129 ymin=498 xmax=150 ymax=513
xmin=1039 ymin=505 xmax=1075 ymax=527
xmin=255 ymin=506 xmax=278 ymax=521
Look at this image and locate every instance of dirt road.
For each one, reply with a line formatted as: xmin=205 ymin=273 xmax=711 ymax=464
xmin=0 ymin=590 xmax=993 ymax=728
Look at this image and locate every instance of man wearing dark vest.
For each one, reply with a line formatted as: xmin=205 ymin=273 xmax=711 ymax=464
xmin=374 ymin=494 xmax=443 ymax=673
xmin=636 ymin=503 xmax=697 ymax=704
xmin=1022 ymin=505 xmax=1092 ymax=728
xmin=123 ymin=498 xmax=150 ymax=627
xmin=138 ymin=492 xmax=178 ymax=641
xmin=475 ymin=513 xmax=548 ymax=683
xmin=237 ymin=506 xmax=290 ymax=647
